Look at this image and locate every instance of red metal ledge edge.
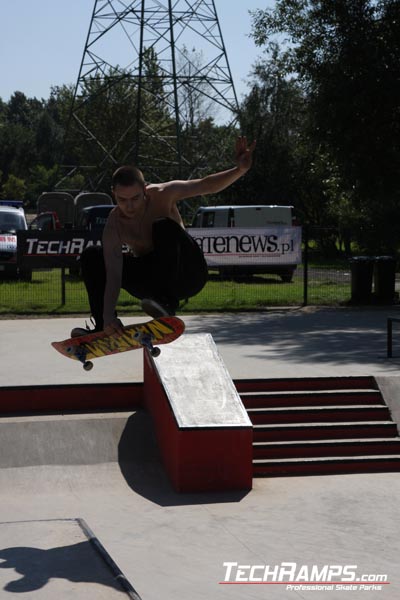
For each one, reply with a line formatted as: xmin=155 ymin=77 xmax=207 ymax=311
xmin=0 ymin=382 xmax=144 ymax=414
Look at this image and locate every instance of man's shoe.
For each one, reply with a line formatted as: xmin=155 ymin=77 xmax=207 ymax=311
xmin=141 ymin=298 xmax=176 ymax=318
xmin=70 ymin=319 xmax=100 ymax=338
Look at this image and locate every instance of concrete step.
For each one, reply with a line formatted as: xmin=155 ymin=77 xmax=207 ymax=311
xmin=247 ymin=405 xmax=390 ymax=425
xmin=253 ymin=421 xmax=399 ymax=442
xmin=253 ymin=455 xmax=400 ymax=477
xmin=253 ymin=437 xmax=400 ymax=459
xmin=0 ymin=410 xmax=156 ymax=468
xmin=243 ymin=375 xmax=400 ymax=478
xmin=241 ymin=390 xmax=384 ymax=409
xmin=235 ymin=376 xmax=378 ymax=394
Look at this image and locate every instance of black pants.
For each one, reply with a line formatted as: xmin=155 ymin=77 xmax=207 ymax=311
xmin=80 ymin=218 xmax=208 ymax=328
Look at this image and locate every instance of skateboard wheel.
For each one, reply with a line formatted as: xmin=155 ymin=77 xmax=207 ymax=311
xmin=150 ymin=347 xmax=161 ymax=357
xmin=83 ymin=361 xmax=93 ymax=371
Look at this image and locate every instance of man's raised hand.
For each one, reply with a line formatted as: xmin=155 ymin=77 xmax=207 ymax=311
xmin=235 ymin=136 xmax=256 ymax=173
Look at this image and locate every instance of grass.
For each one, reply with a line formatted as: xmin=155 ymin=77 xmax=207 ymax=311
xmin=0 ymin=266 xmax=351 ymax=315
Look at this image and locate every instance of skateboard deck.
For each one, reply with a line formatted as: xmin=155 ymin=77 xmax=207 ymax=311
xmin=51 ymin=316 xmax=185 ymax=370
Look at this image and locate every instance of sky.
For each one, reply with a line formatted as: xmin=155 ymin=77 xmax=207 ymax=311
xmin=0 ymin=0 xmax=273 ymax=105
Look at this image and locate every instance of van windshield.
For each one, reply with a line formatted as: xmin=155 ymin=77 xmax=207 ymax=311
xmin=0 ymin=213 xmax=26 ymax=233
xmin=193 ymin=211 xmax=215 ymax=227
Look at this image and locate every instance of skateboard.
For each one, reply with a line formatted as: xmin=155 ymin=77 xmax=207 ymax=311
xmin=51 ymin=316 xmax=185 ymax=371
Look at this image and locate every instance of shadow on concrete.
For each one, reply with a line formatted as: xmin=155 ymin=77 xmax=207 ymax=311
xmin=118 ymin=412 xmax=249 ymax=507
xmin=186 ymin=307 xmax=400 ymax=369
xmin=0 ymin=541 xmax=125 ymax=595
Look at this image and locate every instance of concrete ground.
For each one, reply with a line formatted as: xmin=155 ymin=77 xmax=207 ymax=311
xmin=1 ymin=307 xmax=400 ymax=599
xmin=2 ymin=306 xmax=400 ymax=386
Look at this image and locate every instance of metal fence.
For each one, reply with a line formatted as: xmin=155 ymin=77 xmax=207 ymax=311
xmin=0 ymin=227 xmax=397 ymax=315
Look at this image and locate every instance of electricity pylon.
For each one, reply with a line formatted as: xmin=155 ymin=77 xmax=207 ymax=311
xmin=59 ymin=0 xmax=240 ymax=191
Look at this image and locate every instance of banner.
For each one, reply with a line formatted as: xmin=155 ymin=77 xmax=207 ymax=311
xmin=17 ymin=231 xmax=102 ymax=268
xmin=17 ymin=226 xmax=302 ymax=269
xmin=188 ymin=226 xmax=302 ymax=267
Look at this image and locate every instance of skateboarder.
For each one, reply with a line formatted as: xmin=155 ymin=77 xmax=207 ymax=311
xmin=72 ymin=136 xmax=256 ymax=337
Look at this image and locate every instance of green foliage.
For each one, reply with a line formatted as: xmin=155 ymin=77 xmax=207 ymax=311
xmin=1 ymin=174 xmax=26 ymax=200
xmin=250 ymin=0 xmax=400 ymax=253
xmin=0 ymin=90 xmax=64 ymax=203
xmin=238 ymin=47 xmax=308 ymax=207
xmin=26 ymin=165 xmax=60 ymax=207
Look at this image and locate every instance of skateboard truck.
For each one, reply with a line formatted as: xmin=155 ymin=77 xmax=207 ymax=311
xmin=67 ymin=344 xmax=94 ymax=371
xmin=133 ymin=330 xmax=161 ymax=357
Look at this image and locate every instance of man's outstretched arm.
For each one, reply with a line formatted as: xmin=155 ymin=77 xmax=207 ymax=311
xmin=163 ymin=136 xmax=256 ymax=202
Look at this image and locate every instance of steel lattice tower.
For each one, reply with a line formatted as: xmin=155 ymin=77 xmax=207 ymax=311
xmin=60 ymin=0 xmax=240 ymax=190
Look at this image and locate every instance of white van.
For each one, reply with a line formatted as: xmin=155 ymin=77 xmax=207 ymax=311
xmin=0 ymin=205 xmax=32 ymax=280
xmin=191 ymin=205 xmax=298 ymax=282
xmin=192 ymin=205 xmax=294 ymax=228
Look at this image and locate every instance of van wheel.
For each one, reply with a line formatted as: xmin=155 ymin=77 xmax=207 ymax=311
xmin=280 ymin=273 xmax=293 ymax=283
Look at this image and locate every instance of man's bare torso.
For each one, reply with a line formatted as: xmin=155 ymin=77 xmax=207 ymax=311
xmin=106 ymin=183 xmax=184 ymax=256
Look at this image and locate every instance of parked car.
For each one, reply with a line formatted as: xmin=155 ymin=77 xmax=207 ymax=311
xmin=29 ymin=211 xmax=61 ymax=231
xmin=0 ymin=206 xmax=32 ymax=280
xmin=0 ymin=199 xmax=24 ymax=210
xmin=76 ymin=205 xmax=114 ymax=231
xmin=37 ymin=192 xmax=75 ymax=228
xmin=73 ymin=193 xmax=113 ymax=226
xmin=36 ymin=191 xmax=113 ymax=228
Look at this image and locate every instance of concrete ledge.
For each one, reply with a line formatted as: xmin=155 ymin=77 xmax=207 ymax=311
xmin=0 ymin=411 xmax=154 ymax=468
xmin=143 ymin=334 xmax=253 ymax=493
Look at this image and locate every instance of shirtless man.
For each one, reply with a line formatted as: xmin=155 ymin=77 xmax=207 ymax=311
xmin=72 ymin=136 xmax=256 ymax=337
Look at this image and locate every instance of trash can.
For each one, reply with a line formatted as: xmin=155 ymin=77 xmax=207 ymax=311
xmin=374 ymin=256 xmax=396 ymax=303
xmin=349 ymin=256 xmax=374 ymax=303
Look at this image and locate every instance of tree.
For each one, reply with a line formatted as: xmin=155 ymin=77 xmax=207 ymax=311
xmin=236 ymin=44 xmax=332 ymax=233
xmin=26 ymin=165 xmax=60 ymax=203
xmin=0 ymin=91 xmax=51 ymax=195
xmin=0 ymin=122 xmax=36 ymax=181
xmin=7 ymin=91 xmax=42 ymax=127
xmin=251 ymin=0 xmax=400 ymax=252
xmin=35 ymin=111 xmax=63 ymax=168
xmin=2 ymin=174 xmax=26 ymax=200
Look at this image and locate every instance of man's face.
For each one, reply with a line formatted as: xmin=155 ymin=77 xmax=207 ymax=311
xmin=112 ymin=183 xmax=145 ymax=218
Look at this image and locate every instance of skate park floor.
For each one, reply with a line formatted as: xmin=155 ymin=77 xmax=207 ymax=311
xmin=2 ymin=306 xmax=400 ymax=386
xmin=0 ymin=307 xmax=399 ymax=599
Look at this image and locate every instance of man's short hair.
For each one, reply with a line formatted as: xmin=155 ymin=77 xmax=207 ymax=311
xmin=112 ymin=165 xmax=145 ymax=189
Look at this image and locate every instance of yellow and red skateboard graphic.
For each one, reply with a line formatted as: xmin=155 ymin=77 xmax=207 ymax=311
xmin=52 ymin=316 xmax=185 ymax=370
